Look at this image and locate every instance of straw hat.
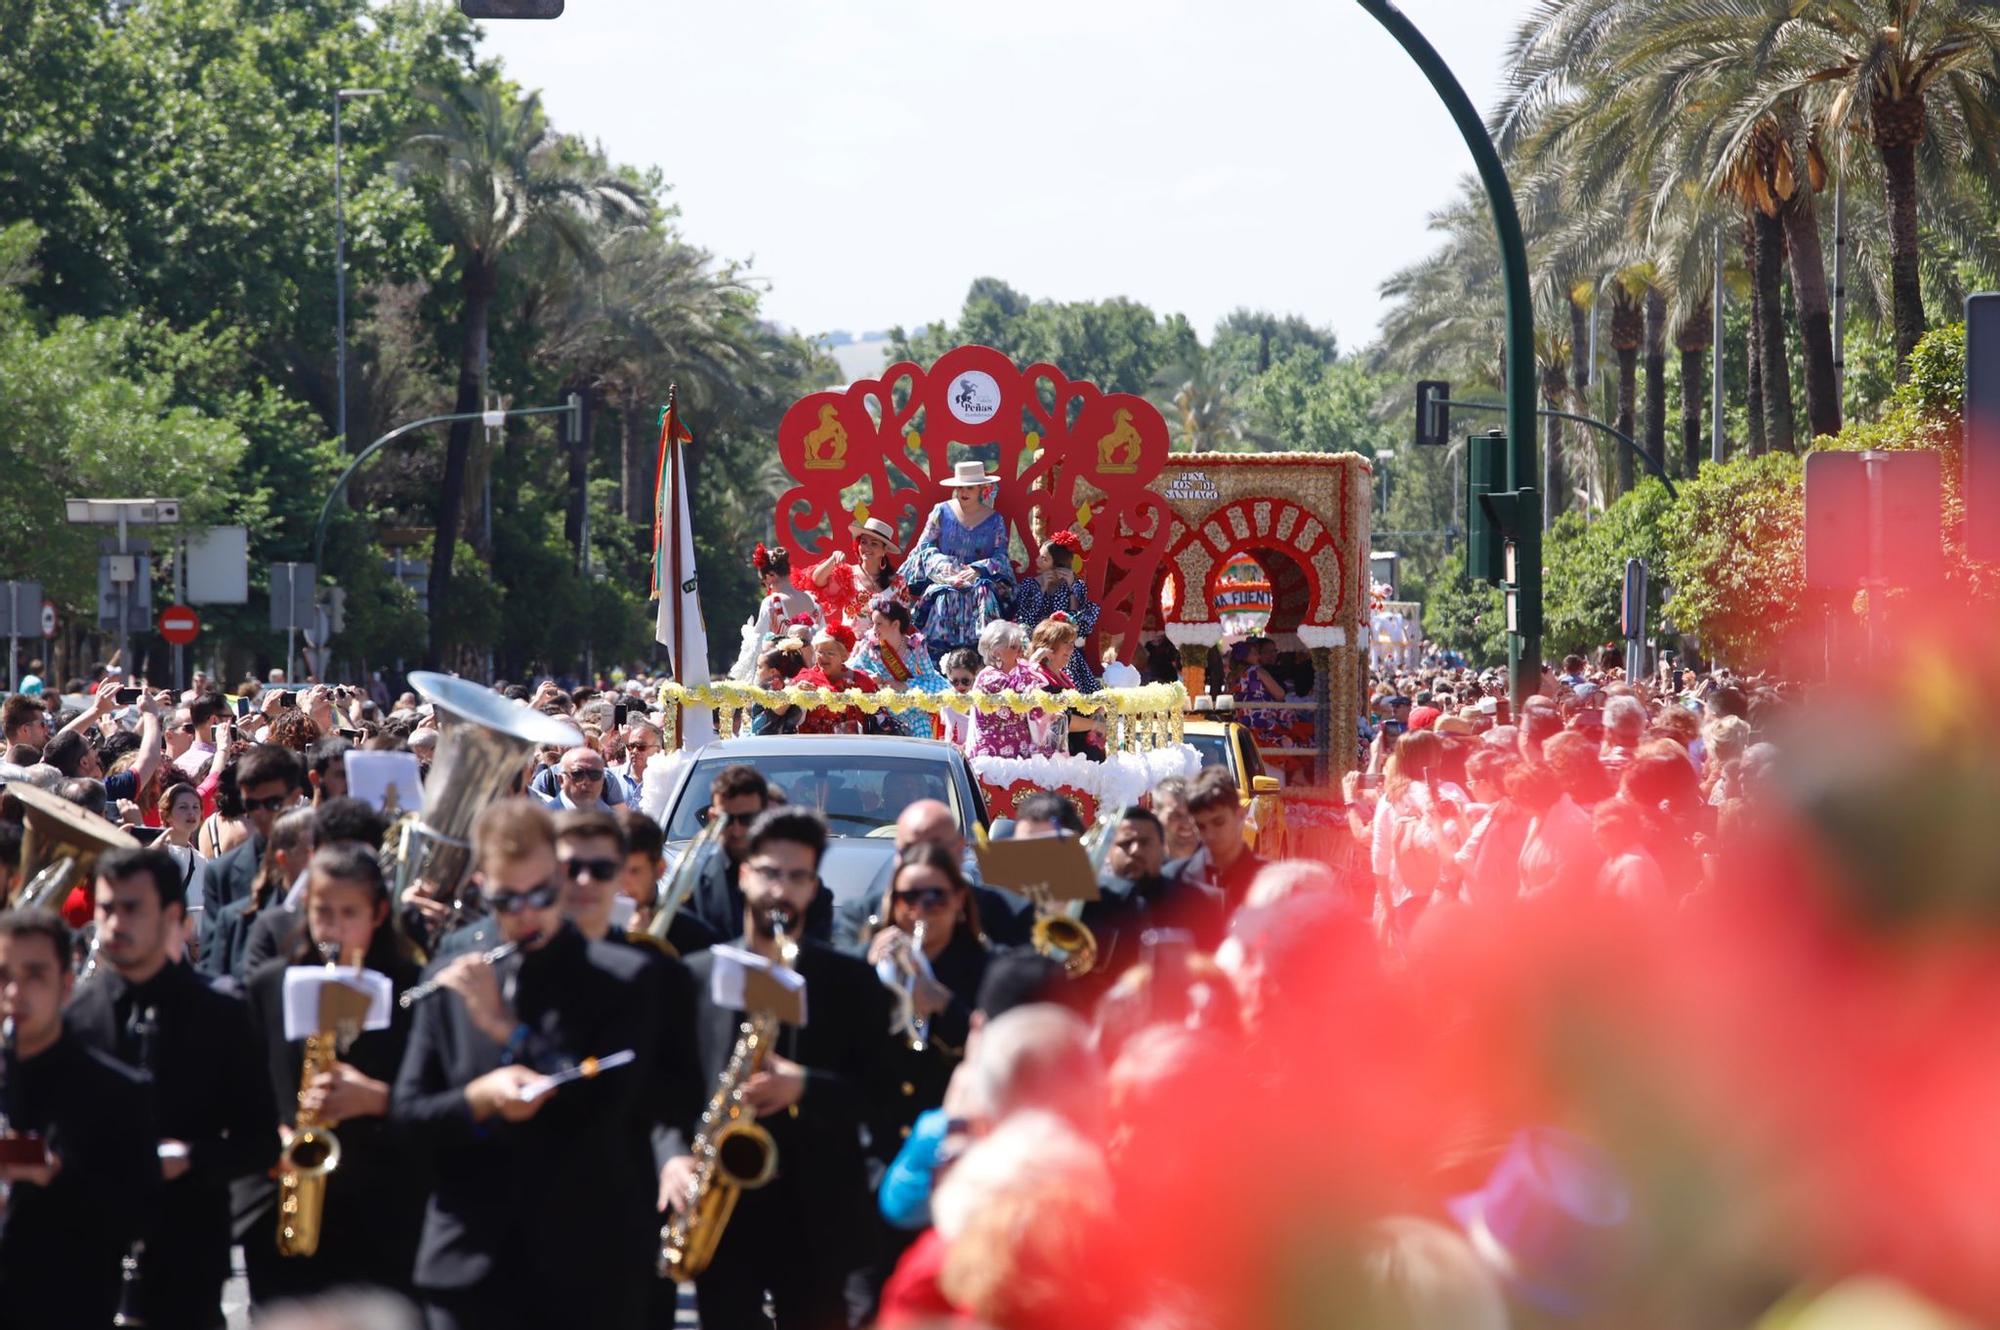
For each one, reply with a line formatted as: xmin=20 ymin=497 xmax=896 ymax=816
xmin=848 ymin=516 xmax=903 ymax=555
xmin=941 ymin=460 xmax=1000 ymax=488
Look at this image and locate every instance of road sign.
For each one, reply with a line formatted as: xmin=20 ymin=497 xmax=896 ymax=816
xmin=96 ymin=543 xmax=153 ymax=632
xmin=40 ymin=601 xmax=56 ymax=639
xmin=0 ymin=582 xmax=40 ymax=638
xmin=186 ymin=525 xmax=249 ymax=604
xmin=1804 ymin=451 xmax=1942 ymax=590
xmin=158 ymin=604 xmax=201 ymax=645
xmin=268 ymin=563 xmax=317 ymax=632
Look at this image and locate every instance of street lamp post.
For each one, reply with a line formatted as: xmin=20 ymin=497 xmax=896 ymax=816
xmin=334 ymin=89 xmax=386 ymax=457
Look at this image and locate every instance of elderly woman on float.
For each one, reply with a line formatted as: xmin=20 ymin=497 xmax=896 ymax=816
xmin=1025 ymin=614 xmax=1104 ymax=760
xmin=902 ymin=460 xmax=1016 ymax=663
xmin=850 ymin=598 xmax=948 ymax=738
xmin=796 ymin=515 xmax=908 ymax=629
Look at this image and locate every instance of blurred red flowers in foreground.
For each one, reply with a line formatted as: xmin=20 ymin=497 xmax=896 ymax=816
xmin=1091 ymin=621 xmax=2000 ymax=1330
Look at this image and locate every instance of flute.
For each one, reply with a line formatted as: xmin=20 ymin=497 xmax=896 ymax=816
xmin=397 ymin=941 xmax=519 ymax=1008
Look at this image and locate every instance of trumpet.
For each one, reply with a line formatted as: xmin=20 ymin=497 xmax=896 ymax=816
xmin=397 ymin=941 xmax=518 ymax=1008
xmin=877 ymin=920 xmax=933 ymax=1051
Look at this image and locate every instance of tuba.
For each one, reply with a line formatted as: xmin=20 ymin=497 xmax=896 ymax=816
xmin=390 ymin=672 xmax=581 ymax=927
xmin=1027 ymin=806 xmax=1126 ymax=978
xmin=8 ymin=785 xmax=140 ymax=913
xmin=644 ymin=817 xmax=724 ymax=956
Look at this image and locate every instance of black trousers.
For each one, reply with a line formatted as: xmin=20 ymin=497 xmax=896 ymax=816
xmin=689 ymin=1182 xmax=849 ymax=1330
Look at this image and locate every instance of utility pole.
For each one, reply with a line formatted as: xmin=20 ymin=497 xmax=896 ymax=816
xmin=1357 ymin=0 xmax=1540 ymax=710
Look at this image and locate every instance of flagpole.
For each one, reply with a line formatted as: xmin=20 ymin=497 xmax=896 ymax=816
xmin=664 ymin=384 xmax=685 ymax=747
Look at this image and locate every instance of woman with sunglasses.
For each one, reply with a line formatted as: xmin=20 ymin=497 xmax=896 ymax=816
xmin=241 ymin=842 xmax=426 ymax=1305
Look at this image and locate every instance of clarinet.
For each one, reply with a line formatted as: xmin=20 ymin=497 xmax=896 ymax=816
xmin=112 ymin=1006 xmax=158 ymax=1328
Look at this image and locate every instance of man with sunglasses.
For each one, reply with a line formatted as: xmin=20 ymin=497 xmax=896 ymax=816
xmin=393 ymin=799 xmax=668 ymax=1330
xmin=196 ymin=743 xmax=303 ymax=957
xmin=538 ymin=745 xmax=617 ymax=812
xmin=666 ymin=808 xmax=897 ymax=1330
xmin=687 ymin=765 xmax=835 ymax=945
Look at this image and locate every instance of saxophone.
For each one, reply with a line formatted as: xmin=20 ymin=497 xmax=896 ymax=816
xmin=277 ymin=944 xmax=346 ymax=1258
xmin=657 ymin=908 xmax=797 ymax=1282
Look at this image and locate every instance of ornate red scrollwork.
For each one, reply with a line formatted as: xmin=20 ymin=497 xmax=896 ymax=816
xmin=775 ymin=345 xmax=1174 ymax=662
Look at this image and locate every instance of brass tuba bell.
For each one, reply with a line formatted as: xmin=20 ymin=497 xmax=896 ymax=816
xmin=8 ymin=784 xmax=141 ymax=912
xmin=389 ymin=672 xmax=582 ymax=916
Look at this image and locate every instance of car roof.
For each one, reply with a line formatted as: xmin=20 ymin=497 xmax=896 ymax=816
xmin=692 ymin=734 xmax=962 ymax=760
xmin=1181 ymin=720 xmax=1238 ymax=736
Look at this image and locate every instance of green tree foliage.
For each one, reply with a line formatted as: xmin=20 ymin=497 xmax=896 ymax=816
xmin=1541 ymin=479 xmax=1671 ymax=658
xmin=1423 ymin=550 xmax=1507 ymax=668
xmin=1660 ymin=454 xmax=1805 ymax=669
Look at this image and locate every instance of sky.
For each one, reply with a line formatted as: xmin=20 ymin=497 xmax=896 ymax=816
xmin=478 ymin=0 xmax=1530 ymax=352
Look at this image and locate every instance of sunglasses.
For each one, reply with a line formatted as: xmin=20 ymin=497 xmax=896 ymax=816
xmin=948 ymin=675 xmax=975 ymax=689
xmin=564 ymin=768 xmax=606 ymax=782
xmin=561 ymin=856 xmax=621 ymax=883
xmin=699 ymin=808 xmax=761 ymax=828
xmin=485 ymin=882 xmax=561 ymax=915
xmin=242 ymin=794 xmax=290 ymax=813
xmin=893 ymin=886 xmax=953 ymax=910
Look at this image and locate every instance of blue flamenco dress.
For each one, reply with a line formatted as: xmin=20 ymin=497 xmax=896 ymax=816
xmin=850 ymin=630 xmax=948 ymax=738
xmin=1011 ymin=577 xmax=1103 ymax=693
xmin=901 ymin=504 xmax=1015 ymax=660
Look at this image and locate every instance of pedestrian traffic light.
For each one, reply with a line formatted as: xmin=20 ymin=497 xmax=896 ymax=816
xmin=1464 ymin=429 xmax=1508 ymax=583
xmin=1965 ymin=294 xmax=2000 ymax=564
xmin=458 ymin=0 xmax=563 ymax=16
xmin=1414 ymin=381 xmax=1450 ymax=447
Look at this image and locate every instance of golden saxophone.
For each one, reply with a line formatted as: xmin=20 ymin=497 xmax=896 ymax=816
xmin=657 ymin=908 xmax=797 ymax=1282
xmin=277 ymin=944 xmax=347 ymax=1258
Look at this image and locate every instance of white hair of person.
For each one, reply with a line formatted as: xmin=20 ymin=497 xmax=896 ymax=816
xmin=929 ymin=1109 xmax=1107 ymax=1242
xmin=967 ymin=1002 xmax=1103 ymax=1133
xmin=1603 ymin=693 xmax=1647 ymax=739
xmin=1702 ymin=714 xmax=1751 ymax=762
xmin=256 ymin=1290 xmax=423 ymax=1330
xmin=1363 ymin=1216 xmax=1511 ymax=1330
xmin=1243 ymin=859 xmax=1339 ymax=910
xmin=976 ymin=618 xmax=1028 ymax=666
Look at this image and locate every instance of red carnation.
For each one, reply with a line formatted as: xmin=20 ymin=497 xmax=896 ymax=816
xmin=1048 ymin=529 xmax=1084 ymax=555
xmin=752 ymin=542 xmax=773 ymax=574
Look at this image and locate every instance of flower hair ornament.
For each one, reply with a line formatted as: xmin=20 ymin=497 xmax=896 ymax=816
xmin=1049 ymin=610 xmax=1072 ymax=625
xmin=752 ymin=542 xmax=774 ymax=574
xmin=788 ymin=612 xmax=816 ymax=628
xmin=814 ymin=623 xmax=858 ymax=652
xmin=1047 ymin=530 xmax=1085 ymax=556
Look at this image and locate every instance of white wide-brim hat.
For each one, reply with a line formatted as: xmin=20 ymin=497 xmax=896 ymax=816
xmin=847 ymin=516 xmax=903 ymax=555
xmin=941 ymin=459 xmax=1000 ymax=488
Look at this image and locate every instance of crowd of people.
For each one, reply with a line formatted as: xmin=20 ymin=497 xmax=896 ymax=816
xmin=4 ymin=638 xmax=1971 ymax=1330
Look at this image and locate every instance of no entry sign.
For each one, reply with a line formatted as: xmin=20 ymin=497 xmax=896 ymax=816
xmin=158 ymin=604 xmax=201 ymax=645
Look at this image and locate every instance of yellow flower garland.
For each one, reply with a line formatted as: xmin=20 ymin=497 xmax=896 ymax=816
xmin=659 ymin=678 xmax=1188 ymax=719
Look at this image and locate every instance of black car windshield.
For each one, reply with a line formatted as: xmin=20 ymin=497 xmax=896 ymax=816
xmin=667 ymin=753 xmax=957 ymax=839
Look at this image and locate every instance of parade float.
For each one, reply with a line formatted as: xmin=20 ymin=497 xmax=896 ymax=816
xmin=662 ymin=345 xmax=1373 ymax=824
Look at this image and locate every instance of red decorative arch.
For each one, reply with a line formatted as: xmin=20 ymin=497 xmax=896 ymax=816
xmin=1166 ymin=496 xmax=1346 ymax=626
xmin=775 ymin=345 xmax=1176 ymax=661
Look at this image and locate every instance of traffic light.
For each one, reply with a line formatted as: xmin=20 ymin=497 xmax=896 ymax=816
xmin=1464 ymin=429 xmax=1509 ymax=583
xmin=327 ymin=586 xmax=349 ymax=636
xmin=1414 ymin=380 xmax=1451 ymax=447
xmin=458 ymin=0 xmax=563 ymax=16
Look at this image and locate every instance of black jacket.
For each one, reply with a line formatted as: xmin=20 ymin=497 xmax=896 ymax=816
xmin=196 ymin=834 xmax=264 ymax=955
xmin=685 ymin=847 xmax=835 ymax=947
xmin=1167 ymin=846 xmax=1267 ymax=931
xmin=65 ymin=961 xmax=279 ymax=1328
xmin=237 ymin=935 xmax=428 ymax=1291
xmin=390 ymin=924 xmax=663 ymax=1327
xmin=678 ymin=936 xmax=896 ymax=1267
xmin=0 ymin=1035 xmax=158 ymax=1330
xmin=1089 ymin=870 xmax=1228 ymax=971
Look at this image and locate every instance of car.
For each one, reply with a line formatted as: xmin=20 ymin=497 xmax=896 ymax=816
xmin=653 ymin=733 xmax=991 ymax=912
xmin=1182 ymin=717 xmax=1288 ymax=857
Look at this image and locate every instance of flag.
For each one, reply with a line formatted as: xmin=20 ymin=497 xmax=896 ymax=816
xmin=652 ymin=391 xmax=715 ymax=749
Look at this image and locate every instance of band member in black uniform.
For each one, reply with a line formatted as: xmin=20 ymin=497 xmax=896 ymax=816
xmin=664 ymin=808 xmax=896 ymax=1330
xmin=391 ymin=800 xmax=664 ymax=1330
xmin=0 ymin=909 xmax=158 ymax=1330
xmin=1090 ymin=807 xmax=1226 ymax=967
xmin=240 ymin=844 xmax=426 ymax=1304
xmin=67 ymin=846 xmax=280 ymax=1330
xmin=614 ymin=807 xmax=717 ymax=956
xmin=856 ymin=842 xmax=992 ymax=1318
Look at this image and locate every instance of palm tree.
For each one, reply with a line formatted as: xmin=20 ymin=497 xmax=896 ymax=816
xmin=1154 ymin=351 xmax=1265 ymax=453
xmin=1608 ymin=277 xmax=1643 ymax=495
xmin=400 ymin=83 xmax=646 ymax=661
xmin=1675 ymin=299 xmax=1713 ymax=475
xmin=1593 ymin=0 xmax=2000 ymax=375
